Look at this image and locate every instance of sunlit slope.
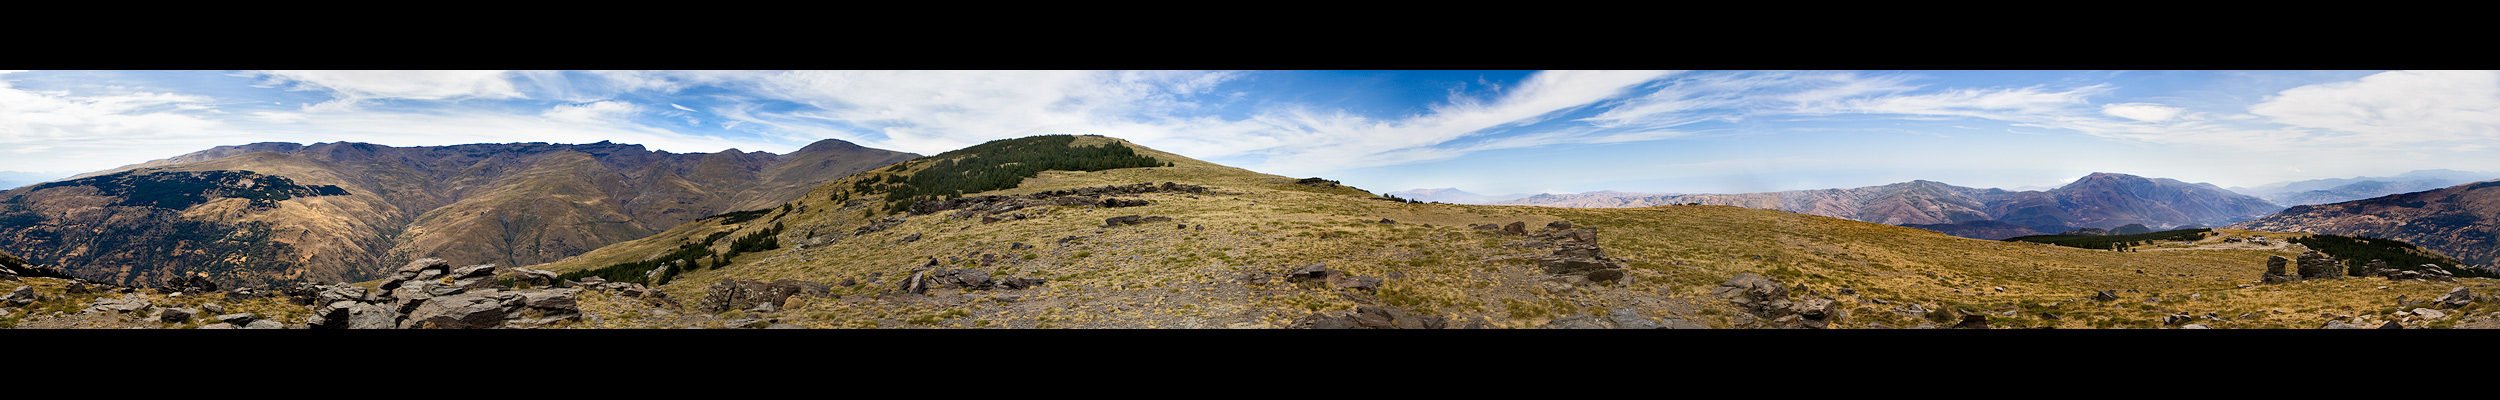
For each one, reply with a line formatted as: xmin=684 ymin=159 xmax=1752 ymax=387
xmin=537 ymin=135 xmax=2492 ymax=329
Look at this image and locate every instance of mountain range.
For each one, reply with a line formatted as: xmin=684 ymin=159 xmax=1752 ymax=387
xmin=1478 ymin=173 xmax=2283 ymax=239
xmin=2232 ymin=179 xmax=2500 ymax=267
xmin=2229 ymin=169 xmax=2499 ymax=207
xmin=0 ymin=139 xmax=915 ymax=288
xmin=1380 ymin=188 xmax=1536 ymax=205
xmin=6 ymin=134 xmax=2495 ymax=331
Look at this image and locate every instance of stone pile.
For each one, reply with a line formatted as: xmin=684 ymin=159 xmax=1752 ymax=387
xmin=1495 ymin=221 xmax=1629 ymax=284
xmin=1711 ymin=273 xmax=1844 ymax=329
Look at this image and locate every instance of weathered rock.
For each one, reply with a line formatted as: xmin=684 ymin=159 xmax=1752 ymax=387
xmin=244 ymin=320 xmax=284 ymax=329
xmin=1658 ymin=318 xmax=1708 ymax=329
xmin=159 ymin=307 xmax=198 ymax=323
xmin=2412 ymin=308 xmax=2448 ymax=320
xmin=1285 ymin=263 xmax=1335 ymax=283
xmin=502 ymin=268 xmax=560 ymax=288
xmin=401 ymin=290 xmax=517 ymax=329
xmin=197 ymin=323 xmax=235 ymax=329
xmin=700 ymin=279 xmax=803 ymax=313
xmin=1503 ymin=221 xmax=1527 ymax=235
xmin=162 ymin=275 xmax=219 ymax=294
xmin=1542 ymin=314 xmax=1611 ymax=329
xmin=1535 ymin=257 xmax=1616 ymax=274
xmin=1104 ymin=215 xmax=1145 ymax=227
xmin=214 ymin=312 xmax=256 ymax=324
xmin=1586 ymin=269 xmax=1625 ymax=283
xmin=2093 ymin=290 xmax=2120 ymax=302
xmin=2295 ymin=251 xmax=2340 ymax=280
xmin=2322 ymin=320 xmax=2363 ymax=329
xmin=1607 ymin=309 xmax=1662 ymax=329
xmin=2180 ymin=323 xmax=2212 ymax=329
xmin=519 ymin=289 xmax=580 ymax=311
xmin=2434 ymin=286 xmax=2475 ymax=308
xmin=1328 ymin=275 xmax=1381 ymax=292
xmin=999 ymin=277 xmax=1047 ymax=290
xmin=1712 ymin=273 xmax=1788 ymax=314
xmin=2262 ymin=255 xmax=2298 ymax=283
xmin=1953 ymin=314 xmax=1990 ymax=329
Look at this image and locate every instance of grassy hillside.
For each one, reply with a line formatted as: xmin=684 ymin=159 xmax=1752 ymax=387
xmin=528 ymin=135 xmax=2497 ymax=329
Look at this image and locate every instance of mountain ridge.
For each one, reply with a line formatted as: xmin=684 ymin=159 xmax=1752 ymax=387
xmin=1492 ymin=173 xmax=2281 ymax=239
xmin=0 ymin=139 xmax=916 ymax=288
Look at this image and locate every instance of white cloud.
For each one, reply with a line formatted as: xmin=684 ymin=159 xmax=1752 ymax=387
xmin=540 ymin=101 xmax=642 ymax=124
xmin=2101 ymin=102 xmax=2183 ymax=122
xmin=252 ymin=70 xmax=523 ymax=110
xmin=670 ymin=103 xmax=695 ymax=112
xmin=2248 ymin=70 xmax=2500 ymax=144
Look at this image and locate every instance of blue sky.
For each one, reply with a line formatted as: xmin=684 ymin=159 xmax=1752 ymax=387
xmin=5 ymin=70 xmax=2498 ymax=195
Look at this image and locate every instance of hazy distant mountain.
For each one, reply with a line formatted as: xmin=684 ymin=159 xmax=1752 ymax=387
xmin=2232 ymin=179 xmax=2500 ymax=266
xmin=2230 ymin=169 xmax=2500 ymax=206
xmin=0 ymin=139 xmax=915 ymax=288
xmin=0 ymin=171 xmax=72 ymax=191
xmin=1382 ymin=188 xmax=1535 ymax=205
xmin=1494 ymin=190 xmax=1679 ymax=208
xmin=1500 ymin=173 xmax=2282 ymax=239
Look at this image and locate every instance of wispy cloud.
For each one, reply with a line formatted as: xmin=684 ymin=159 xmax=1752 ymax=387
xmin=250 ymin=70 xmax=523 ymax=111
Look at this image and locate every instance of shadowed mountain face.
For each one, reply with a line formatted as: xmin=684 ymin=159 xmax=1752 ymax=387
xmin=0 ymin=139 xmax=916 ymax=288
xmin=2231 ymin=180 xmax=2500 ymax=266
xmin=1498 ymin=173 xmax=2283 ymax=239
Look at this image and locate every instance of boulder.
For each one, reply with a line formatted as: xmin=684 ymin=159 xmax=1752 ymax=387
xmin=999 ymin=277 xmax=1048 ymax=290
xmin=1953 ymin=314 xmax=1990 ymax=329
xmin=2261 ymin=255 xmax=2298 ymax=283
xmin=214 ymin=312 xmax=256 ymax=324
xmin=1586 ymin=269 xmax=1625 ymax=283
xmin=158 ymin=307 xmax=198 ymax=323
xmin=2093 ymin=290 xmax=2120 ymax=302
xmin=2295 ymin=251 xmax=2340 ymax=280
xmin=502 ymin=268 xmax=560 ymax=288
xmin=519 ymin=289 xmax=580 ymax=311
xmin=1285 ymin=263 xmax=1335 ymax=283
xmin=2434 ymin=286 xmax=2475 ymax=308
xmin=401 ymin=290 xmax=519 ymax=329
xmin=1503 ymin=221 xmax=1527 ymax=235
xmin=243 ymin=320 xmax=284 ymax=329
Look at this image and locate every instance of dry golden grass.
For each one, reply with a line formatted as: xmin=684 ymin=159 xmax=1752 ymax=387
xmin=514 ymin=136 xmax=2500 ymax=329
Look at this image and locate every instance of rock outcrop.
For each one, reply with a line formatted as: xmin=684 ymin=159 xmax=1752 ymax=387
xmin=1711 ymin=273 xmax=1844 ymax=329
